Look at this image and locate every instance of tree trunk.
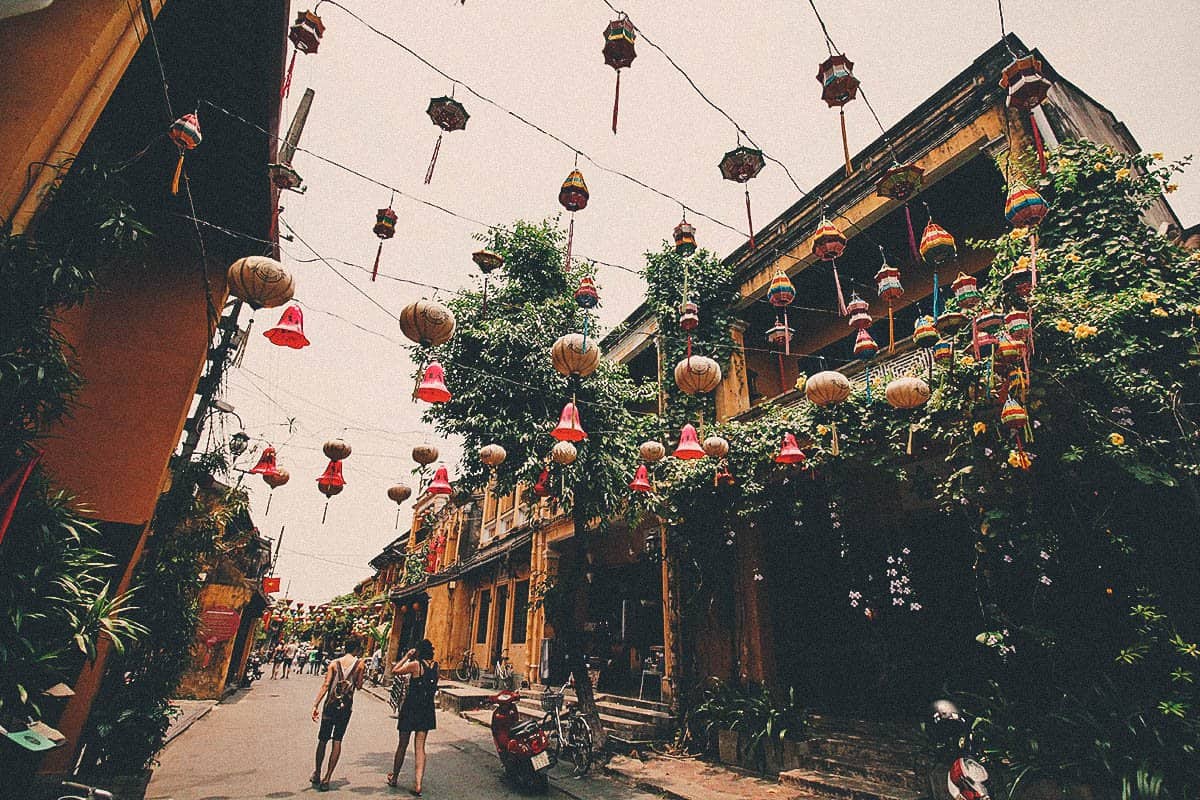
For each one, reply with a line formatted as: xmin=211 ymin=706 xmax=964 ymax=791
xmin=552 ymin=513 xmax=606 ymax=750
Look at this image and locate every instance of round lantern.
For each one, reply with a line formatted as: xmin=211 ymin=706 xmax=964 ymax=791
xmin=885 ymin=377 xmax=931 ymax=409
xmin=399 ymin=299 xmax=456 ymax=347
xmin=702 ymin=436 xmax=730 ymax=459
xmin=913 ymin=315 xmax=939 ymax=348
xmin=323 ymin=439 xmax=352 ymax=461
xmin=227 ymin=256 xmax=295 ymax=310
xmin=674 ymin=356 xmax=722 ymax=395
xmin=387 ymin=484 xmax=412 ymax=504
xmin=551 ymin=441 xmax=578 ymax=465
xmin=551 ymin=333 xmax=601 ymax=378
xmin=639 ymin=440 xmax=666 ymax=463
xmin=847 ymin=293 xmax=872 ymax=330
xmin=412 ymin=444 xmax=439 ymax=466
xmin=479 ymin=444 xmax=507 ymax=468
xmin=263 ymin=468 xmax=290 ymax=489
xmin=806 ymin=370 xmax=851 ymax=407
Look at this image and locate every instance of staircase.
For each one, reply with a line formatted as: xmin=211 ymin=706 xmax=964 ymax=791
xmin=518 ymin=688 xmax=674 ymax=743
xmin=779 ymin=714 xmax=929 ymax=800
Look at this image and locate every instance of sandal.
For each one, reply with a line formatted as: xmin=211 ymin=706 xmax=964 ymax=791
xmin=310 ymin=772 xmax=320 ymax=787
xmin=409 ymin=790 xmax=422 ymax=798
xmin=319 ymin=781 xmax=331 ymax=792
xmin=386 ymin=773 xmax=398 ymax=788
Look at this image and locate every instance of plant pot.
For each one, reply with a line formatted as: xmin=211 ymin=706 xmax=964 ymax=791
xmin=717 ymin=729 xmax=740 ymax=765
xmin=779 ymin=738 xmax=811 ymax=771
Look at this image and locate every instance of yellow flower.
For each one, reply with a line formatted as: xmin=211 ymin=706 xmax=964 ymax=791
xmin=1166 ymin=184 xmax=1178 ymax=194
xmin=1056 ymin=158 xmax=1072 ymax=171
xmin=1008 ymin=450 xmax=1033 ymax=470
xmin=959 ymin=356 xmax=976 ymax=367
xmin=973 ymin=421 xmax=987 ymax=436
xmin=1192 ymin=305 xmax=1200 ymax=317
xmin=1055 ymin=319 xmax=1074 ymax=332
xmin=1140 ymin=290 xmax=1161 ymax=304
xmin=817 ymin=424 xmax=829 ymax=436
xmin=1094 ymin=162 xmax=1107 ymax=172
xmin=1115 ymin=168 xmax=1131 ymax=181
xmin=1065 ymin=252 xmax=1082 ymax=263
xmin=1074 ymin=324 xmax=1098 ymax=339
xmin=1152 ymin=152 xmax=1164 ymax=160
xmin=1109 ymin=432 xmax=1125 ymax=447
xmin=1151 ymin=307 xmax=1169 ymax=318
xmin=1015 ymin=255 xmax=1031 ymax=270
xmin=1010 ymin=227 xmax=1029 ymax=240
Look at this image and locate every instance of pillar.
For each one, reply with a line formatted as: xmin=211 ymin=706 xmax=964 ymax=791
xmin=715 ymin=321 xmax=750 ymax=422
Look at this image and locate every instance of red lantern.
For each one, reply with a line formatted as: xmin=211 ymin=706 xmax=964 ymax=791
xmin=775 ymin=433 xmax=807 ymax=465
xmin=370 ymin=205 xmax=397 ymax=281
xmin=674 ymin=424 xmax=705 ymax=460
xmin=575 ymin=276 xmax=599 ymax=309
xmin=602 ymin=14 xmax=637 ymax=134
xmin=316 ymin=459 xmax=345 ymax=524
xmin=816 ymin=54 xmax=860 ymax=175
xmin=249 ymin=446 xmax=278 ymax=476
xmin=629 ymin=464 xmax=652 ymax=493
xmin=428 ymin=465 xmax=453 ymax=495
xmin=719 ymin=145 xmax=766 ymax=249
xmin=416 ymin=362 xmax=452 ymax=403
xmin=559 ymin=168 xmax=589 ymax=271
xmin=283 ymin=10 xmax=325 ymax=98
xmin=263 ymin=305 xmax=310 ymax=349
xmin=551 ymin=402 xmax=587 ymax=442
xmin=874 ymin=255 xmax=904 ymax=353
xmin=533 ymin=467 xmax=553 ymax=498
xmin=425 ymin=94 xmax=470 ymax=184
xmin=262 ymin=467 xmax=289 ymax=516
xmin=847 ymin=293 xmax=872 ymax=330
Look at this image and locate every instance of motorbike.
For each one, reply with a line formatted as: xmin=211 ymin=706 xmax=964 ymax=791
xmin=488 ymin=689 xmax=552 ymax=792
xmin=242 ymin=655 xmax=264 ymax=687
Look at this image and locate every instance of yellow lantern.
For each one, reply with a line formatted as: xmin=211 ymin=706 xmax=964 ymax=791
xmin=884 ymin=377 xmax=931 ymax=410
xmin=323 ymin=438 xmax=352 ymax=460
xmin=479 ymin=444 xmax=507 ymax=468
xmin=674 ymin=356 xmax=722 ymax=395
xmin=412 ymin=444 xmax=439 ymax=466
xmin=805 ymin=370 xmax=852 ymax=456
xmin=227 ymin=256 xmax=295 ymax=309
xmin=639 ymin=441 xmax=666 ymax=462
xmin=550 ymin=333 xmax=602 ymax=378
xmin=399 ymin=299 xmax=456 ymax=347
xmin=702 ymin=436 xmax=730 ymax=459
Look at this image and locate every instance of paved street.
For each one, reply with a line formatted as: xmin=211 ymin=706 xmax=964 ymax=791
xmin=147 ymin=673 xmax=663 ymax=800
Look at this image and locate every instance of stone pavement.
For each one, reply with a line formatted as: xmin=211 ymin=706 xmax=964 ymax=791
xmin=603 ymin=753 xmax=807 ymax=800
xmin=164 ymin=699 xmax=218 ymax=746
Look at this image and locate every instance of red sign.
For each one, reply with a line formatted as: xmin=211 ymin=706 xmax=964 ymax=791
xmin=262 ymin=576 xmax=281 ymax=594
xmin=199 ymin=608 xmax=242 ymax=645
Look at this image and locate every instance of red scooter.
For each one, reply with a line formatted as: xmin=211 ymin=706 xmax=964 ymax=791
xmin=489 ymin=689 xmax=552 ymax=792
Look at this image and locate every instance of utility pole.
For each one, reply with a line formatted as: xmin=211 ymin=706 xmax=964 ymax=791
xmin=179 ymin=299 xmax=245 ymax=462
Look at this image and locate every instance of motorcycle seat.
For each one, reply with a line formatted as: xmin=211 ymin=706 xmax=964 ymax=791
xmin=509 ymin=719 xmax=540 ymax=738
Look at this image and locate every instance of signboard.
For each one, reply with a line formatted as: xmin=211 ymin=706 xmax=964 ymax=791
xmin=197 ymin=607 xmax=242 ymax=668
xmin=262 ymin=576 xmax=281 ymax=594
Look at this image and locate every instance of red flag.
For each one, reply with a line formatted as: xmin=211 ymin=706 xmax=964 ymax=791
xmin=262 ymin=576 xmax=281 ymax=594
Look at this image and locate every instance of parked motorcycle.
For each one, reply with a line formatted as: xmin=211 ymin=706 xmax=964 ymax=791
xmin=242 ymin=655 xmax=264 ymax=687
xmin=488 ymin=689 xmax=552 ymax=792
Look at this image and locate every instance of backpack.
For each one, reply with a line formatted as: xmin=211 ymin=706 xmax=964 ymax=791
xmin=324 ymin=658 xmax=360 ymax=716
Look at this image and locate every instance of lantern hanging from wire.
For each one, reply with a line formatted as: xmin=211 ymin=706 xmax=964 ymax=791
xmin=316 ymin=459 xmax=345 ymax=524
xmin=602 ymin=13 xmax=637 ymax=134
xmin=412 ymin=444 xmax=438 ymax=468
xmin=263 ymin=305 xmax=310 ymax=349
xmin=854 ymin=328 xmax=879 ymax=402
xmin=559 ymin=167 xmax=589 ymax=272
xmin=387 ymin=483 xmax=412 ymax=529
xmin=1005 ymin=179 xmax=1049 ymax=293
xmin=532 ymin=466 xmax=553 ymax=499
xmin=639 ymin=441 xmax=666 ymax=463
xmin=719 ymin=145 xmax=766 ymax=249
xmin=400 ymin=299 xmax=456 ymax=347
xmin=551 ymin=441 xmax=577 ymax=466
xmin=551 ymin=401 xmax=587 ymax=442
xmin=249 ymin=446 xmax=279 ymax=476
xmin=479 ymin=444 xmax=507 ymax=472
xmin=767 ymin=271 xmax=796 ymax=354
xmin=674 ymin=424 xmax=705 ymax=460
xmin=874 ymin=250 xmax=904 ymax=352
xmin=812 ymin=218 xmax=849 ymax=316
xmin=629 ymin=464 xmax=652 ymax=493
xmin=472 ymin=249 xmax=504 ymax=314
xmin=920 ymin=214 xmax=957 ymax=320
xmin=806 ymin=370 xmax=852 ymax=455
xmin=1000 ymin=54 xmax=1053 ymax=173
xmin=932 ymin=339 xmax=953 ymax=363
xmin=766 ymin=320 xmax=794 ymax=392
xmin=876 ymin=162 xmax=925 ymax=262
xmin=847 ymin=293 xmax=871 ymax=331
xmin=935 ymin=299 xmax=968 ymax=333
xmin=1001 ymin=395 xmax=1032 ymax=468
xmin=425 ymin=92 xmax=469 ymax=184
xmin=775 ymin=433 xmax=807 ymax=465
xmin=673 ymin=214 xmax=697 ymax=255
xmin=886 ymin=377 xmax=931 ymax=455
xmin=415 ymin=361 xmax=452 ymax=403
xmin=323 ymin=439 xmax=352 ymax=460
xmin=283 ymin=9 xmax=324 ymax=98
xmin=262 ymin=467 xmax=289 ymax=516
xmin=913 ymin=315 xmax=939 ymax=349
xmin=227 ymin=256 xmax=295 ymax=310
xmin=428 ymin=465 xmax=453 ymax=495
xmin=816 ymin=53 xmax=860 ymax=175
xmin=575 ymin=275 xmax=600 ymax=348
xmin=371 ymin=201 xmax=397 ymax=282
xmin=950 ymin=273 xmax=981 ymax=310
xmin=551 ymin=333 xmax=601 ymax=379
xmin=674 ymin=355 xmax=722 ymax=395
xmin=167 ymin=112 xmax=201 ymax=196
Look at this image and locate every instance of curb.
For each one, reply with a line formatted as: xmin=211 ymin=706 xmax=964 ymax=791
xmin=163 ymin=702 xmax=217 ymax=746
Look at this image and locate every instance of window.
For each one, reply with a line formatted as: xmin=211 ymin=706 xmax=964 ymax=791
xmin=475 ymin=589 xmax=491 ymax=644
xmin=510 ymin=581 xmax=529 ymax=645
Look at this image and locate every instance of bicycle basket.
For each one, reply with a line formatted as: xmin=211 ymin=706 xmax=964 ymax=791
xmin=540 ymin=691 xmax=564 ymax=712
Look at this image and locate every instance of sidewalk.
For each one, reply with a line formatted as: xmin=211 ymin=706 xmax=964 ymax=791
xmin=163 ymin=699 xmax=218 ymax=745
xmin=603 ymin=752 xmax=808 ymax=800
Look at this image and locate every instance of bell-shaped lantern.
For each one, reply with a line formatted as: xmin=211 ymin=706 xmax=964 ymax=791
xmin=551 ymin=402 xmax=587 ymax=442
xmin=532 ymin=467 xmax=553 ymax=498
xmin=416 ymin=361 xmax=452 ymax=403
xmin=775 ymin=433 xmax=807 ymax=465
xmin=428 ymin=465 xmax=453 ymax=495
xmin=263 ymin=305 xmax=311 ymax=349
xmin=673 ymin=424 xmax=706 ymax=460
xmin=629 ymin=464 xmax=652 ymax=493
xmin=316 ymin=459 xmax=345 ymax=524
xmin=249 ymin=446 xmax=279 ymax=476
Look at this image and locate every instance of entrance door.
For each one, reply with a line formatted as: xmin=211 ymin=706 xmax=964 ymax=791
xmin=492 ymin=584 xmax=509 ymax=670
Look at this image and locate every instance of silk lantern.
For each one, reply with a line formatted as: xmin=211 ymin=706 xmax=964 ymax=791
xmin=817 ymin=53 xmax=860 ymax=175
xmin=719 ymin=145 xmax=766 ymax=249
xmin=424 ymin=93 xmax=469 ymax=184
xmin=602 ymin=14 xmax=637 ymax=134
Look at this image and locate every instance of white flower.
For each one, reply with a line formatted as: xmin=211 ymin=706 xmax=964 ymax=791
xmin=1003 ymin=555 xmax=1014 ymax=563
xmin=893 ymin=597 xmax=905 ymax=606
xmin=902 ymin=547 xmax=911 ymax=555
xmin=887 ymin=556 xmax=895 ymax=564
xmin=1040 ymin=550 xmax=1050 ymax=560
xmin=910 ymin=603 xmax=922 ymax=611
xmin=1039 ymin=575 xmax=1052 ymax=585
xmin=753 ymin=572 xmax=764 ymax=582
xmin=984 ymin=447 xmax=994 ymax=457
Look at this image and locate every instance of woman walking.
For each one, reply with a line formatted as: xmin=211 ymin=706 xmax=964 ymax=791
xmin=311 ymin=639 xmax=364 ymax=791
xmin=388 ymin=639 xmax=438 ymax=795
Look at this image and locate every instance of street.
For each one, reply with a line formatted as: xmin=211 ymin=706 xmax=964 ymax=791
xmin=147 ymin=674 xmax=663 ymax=800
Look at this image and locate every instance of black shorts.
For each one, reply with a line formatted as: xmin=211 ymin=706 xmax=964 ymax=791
xmin=318 ymin=710 xmax=352 ymax=741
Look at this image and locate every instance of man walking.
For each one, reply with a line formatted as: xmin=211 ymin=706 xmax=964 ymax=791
xmin=311 ymin=640 xmax=365 ymax=792
xmin=283 ymin=640 xmax=298 ymax=679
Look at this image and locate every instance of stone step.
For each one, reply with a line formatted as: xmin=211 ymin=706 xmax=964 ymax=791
xmin=789 ymin=752 xmax=924 ymax=791
xmin=595 ymin=699 xmax=673 ymax=727
xmin=594 ymin=693 xmax=672 ymax=715
xmin=780 ymin=768 xmax=924 ymax=800
xmin=808 ymin=714 xmax=919 ymax=743
xmin=514 ymin=699 xmax=662 ymax=741
xmin=812 ymin=732 xmax=921 ymax=768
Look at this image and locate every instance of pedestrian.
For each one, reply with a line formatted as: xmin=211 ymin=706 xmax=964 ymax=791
xmin=311 ymin=639 xmax=365 ymax=792
xmin=283 ymin=640 xmax=298 ymax=679
xmin=270 ymin=643 xmax=284 ymax=680
xmin=387 ymin=639 xmax=438 ymax=796
xmin=308 ymin=646 xmax=321 ymax=675
xmin=370 ymin=646 xmax=382 ymax=685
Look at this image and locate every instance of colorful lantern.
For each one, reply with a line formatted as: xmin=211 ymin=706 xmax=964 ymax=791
xmin=768 ymin=271 xmax=796 ymax=355
xmin=806 ymin=370 xmax=851 ymax=455
xmin=996 ymin=333 xmax=1025 ymax=364
xmin=673 ymin=216 xmax=697 ymax=255
xmin=920 ymin=219 xmax=956 ymax=267
xmin=575 ymin=276 xmax=599 ymax=309
xmin=428 ymin=465 xmax=453 ymax=495
xmin=602 ymin=14 xmax=637 ymax=134
xmin=1005 ymin=180 xmax=1049 ymax=293
xmin=559 ymin=168 xmax=589 ymax=271
xmin=876 ymin=162 xmax=925 ymax=262
xmin=853 ymin=328 xmax=878 ymax=360
xmin=812 ymin=218 xmax=849 ymax=315
xmin=399 ymin=299 xmax=456 ymax=347
xmin=674 ymin=355 xmax=722 ymax=395
xmin=935 ymin=301 xmax=968 ymax=333
xmin=412 ymin=444 xmax=439 ymax=467
xmin=719 ymin=146 xmax=766 ymax=249
xmin=913 ymin=315 xmax=939 ymax=348
xmin=551 ymin=402 xmax=587 ymax=442
xmin=1001 ymin=395 xmax=1029 ymax=431
xmin=816 ymin=54 xmax=860 ymax=175
xmin=370 ymin=205 xmax=397 ymax=282
xmin=263 ymin=305 xmax=310 ymax=349
xmin=950 ymin=273 xmax=981 ymax=309
xmin=316 ymin=460 xmax=345 ymax=524
xmin=249 ymin=446 xmax=279 ymax=476
xmin=283 ymin=10 xmax=324 ymax=97
xmin=1000 ymin=55 xmax=1053 ymax=173
xmin=1005 ymin=310 xmax=1031 ymax=338
xmin=975 ymin=308 xmax=1004 ymax=334
xmin=932 ymin=340 xmax=953 ymax=362
xmin=775 ymin=433 xmax=806 ymax=465
xmin=673 ymin=424 xmax=705 ymax=460
xmin=885 ymin=377 xmax=931 ymax=409
xmin=227 ymin=257 xmax=295 ymax=310
xmin=167 ymin=113 xmax=201 ymax=196
xmin=847 ymin=294 xmax=872 ymax=330
xmin=639 ymin=441 xmax=666 ymax=463
xmin=551 ymin=333 xmax=601 ymax=378
xmin=479 ymin=444 xmax=507 ymax=469
xmin=551 ymin=441 xmax=577 ymax=465
xmin=875 ymin=255 xmax=904 ymax=352
xmin=629 ymin=464 xmax=652 ymax=493
xmin=415 ymin=362 xmax=451 ymax=403
xmin=702 ymin=436 xmax=730 ymax=459
xmin=424 ymin=94 xmax=469 ymax=184
xmin=1003 ymin=258 xmax=1034 ymax=298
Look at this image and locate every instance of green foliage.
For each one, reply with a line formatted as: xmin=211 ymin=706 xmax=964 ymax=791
xmin=684 ymin=679 xmax=809 ymax=770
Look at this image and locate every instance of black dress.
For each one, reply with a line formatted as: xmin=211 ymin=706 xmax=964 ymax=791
xmin=398 ymin=660 xmax=438 ymax=733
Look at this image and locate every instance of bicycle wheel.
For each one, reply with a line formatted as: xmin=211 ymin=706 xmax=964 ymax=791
xmin=455 ymin=660 xmax=473 ymax=682
xmin=540 ymin=712 xmax=562 ymax=760
xmin=568 ymin=715 xmax=594 ymax=776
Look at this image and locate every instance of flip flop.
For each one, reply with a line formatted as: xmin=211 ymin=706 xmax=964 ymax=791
xmin=408 ymin=790 xmax=422 ymax=798
xmin=319 ymin=781 xmax=331 ymax=792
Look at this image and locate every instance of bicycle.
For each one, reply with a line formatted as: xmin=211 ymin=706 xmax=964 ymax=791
xmin=539 ymin=680 xmax=595 ymax=776
xmin=56 ymin=781 xmax=113 ymax=800
xmin=454 ymin=647 xmax=480 ymax=683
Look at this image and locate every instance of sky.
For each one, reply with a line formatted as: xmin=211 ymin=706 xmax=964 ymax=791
xmin=221 ymin=0 xmax=1200 ymax=606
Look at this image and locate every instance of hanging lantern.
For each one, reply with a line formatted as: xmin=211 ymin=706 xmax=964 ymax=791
xmin=847 ymin=293 xmax=872 ymax=330
xmin=775 ymin=433 xmax=806 ymax=465
xmin=932 ymin=340 xmax=953 ymax=362
xmin=935 ymin=300 xmax=968 ymax=332
xmin=679 ymin=302 xmax=700 ymax=332
xmin=876 ymin=162 xmax=926 ymax=262
xmin=853 ymin=328 xmax=879 ymax=360
xmin=702 ymin=436 xmax=730 ymax=459
xmin=975 ymin=308 xmax=1004 ymax=334
xmin=719 ymin=146 xmax=766 ymax=249
xmin=399 ymin=299 xmax=456 ymax=347
xmin=767 ymin=271 xmax=796 ymax=354
xmin=532 ymin=467 xmax=553 ymax=498
xmin=806 ymin=370 xmax=851 ymax=455
xmin=249 ymin=446 xmax=279 ymax=475
xmin=1005 ymin=310 xmax=1031 ymax=338
xmin=428 ymin=465 xmax=453 ymax=495
xmin=629 ymin=464 xmax=652 ymax=493
xmin=1003 ymin=259 xmax=1034 ymax=298
xmin=1005 ymin=180 xmax=1049 ymax=293
xmin=551 ymin=441 xmax=577 ymax=466
xmin=424 ymin=94 xmax=470 ymax=184
xmin=412 ymin=444 xmax=439 ymax=467
xmin=885 ymin=377 xmax=931 ymax=409
xmin=1001 ymin=395 xmax=1029 ymax=431
xmin=323 ymin=439 xmax=351 ymax=461
xmin=575 ymin=276 xmax=599 ymax=309
xmin=415 ymin=361 xmax=452 ymax=403
xmin=551 ymin=402 xmax=587 ymax=442
xmin=766 ymin=321 xmax=794 ymax=349
xmin=229 ymin=431 xmax=250 ymax=456
xmin=473 ymin=249 xmax=504 ymax=313
xmin=262 ymin=467 xmax=289 ymax=516
xmin=227 ymin=257 xmax=295 ymax=310
xmin=996 ymin=333 xmax=1025 ymax=364
xmin=948 ymin=757 xmax=992 ymax=800
xmin=263 ymin=305 xmax=311 ymax=349
xmin=167 ymin=113 xmax=201 ymax=196
xmin=913 ymin=315 xmax=939 ymax=348
xmin=370 ymin=205 xmax=397 ymax=282
xmin=673 ymin=424 xmax=706 ymax=460
xmin=950 ymin=273 xmax=981 ymax=309
xmin=673 ymin=216 xmax=697 ymax=255
xmin=1000 ymin=55 xmax=1053 ymax=173
xmin=639 ymin=441 xmax=666 ymax=463
xmin=674 ymin=355 xmax=722 ymax=395
xmin=602 ymin=14 xmax=637 ymax=134
xmin=387 ymin=483 xmax=412 ymax=529
xmin=316 ymin=459 xmax=345 ymax=524
xmin=282 ymin=10 xmax=324 ymax=98
xmin=479 ymin=444 xmax=507 ymax=469
xmin=812 ymin=218 xmax=849 ymax=315
xmin=551 ymin=333 xmax=601 ymax=378
xmin=875 ymin=256 xmax=904 ymax=353
xmin=920 ymin=219 xmax=957 ymax=267
xmin=714 ymin=461 xmax=735 ymax=488
xmin=559 ymin=168 xmax=589 ymax=271
xmin=816 ymin=54 xmax=860 ymax=175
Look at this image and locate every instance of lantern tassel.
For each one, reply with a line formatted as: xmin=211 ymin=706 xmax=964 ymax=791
xmin=1029 ymin=231 xmax=1038 ymax=291
xmin=482 ymin=276 xmax=489 ymax=315
xmin=904 ymin=205 xmax=920 ymax=264
xmin=783 ymin=309 xmax=791 ymax=355
xmin=864 ymin=364 xmax=872 ymax=404
xmin=170 ymin=152 xmax=185 ymax=196
xmin=830 ymin=420 xmax=840 ymax=456
xmin=1029 ymin=111 xmax=1047 ymax=175
xmin=611 ymin=69 xmax=621 ymax=135
xmin=932 ymin=270 xmax=940 ymax=320
xmin=972 ymin=316 xmax=981 ymax=360
xmin=686 ymin=333 xmax=692 ymax=361
xmin=887 ymin=303 xmax=896 ymax=353
xmin=265 ymin=490 xmax=273 ymax=516
xmin=582 ymin=315 xmax=589 ymax=351
xmin=564 ymin=214 xmax=575 ymax=270
xmin=777 ymin=351 xmax=785 ymax=395
xmin=321 ymin=501 xmax=329 ymax=525
xmin=906 ymin=423 xmax=915 ymax=456
xmin=395 ymin=509 xmax=400 ymax=530
xmin=745 ymin=187 xmax=756 ymax=250
xmin=371 ymin=240 xmax=383 ymax=282
xmin=839 ymin=107 xmax=852 ymax=176
xmin=281 ymin=49 xmax=297 ymax=99
xmin=425 ymin=133 xmax=444 ymax=185
xmin=832 ymin=261 xmax=848 ymax=316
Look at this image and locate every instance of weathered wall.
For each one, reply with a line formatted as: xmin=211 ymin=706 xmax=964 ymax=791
xmin=177 ymin=581 xmax=252 ymax=700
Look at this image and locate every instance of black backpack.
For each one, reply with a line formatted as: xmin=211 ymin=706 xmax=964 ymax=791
xmin=324 ymin=658 xmax=360 ymax=716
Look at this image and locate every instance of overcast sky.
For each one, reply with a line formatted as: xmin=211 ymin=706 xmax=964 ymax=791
xmin=222 ymin=1 xmax=1199 ymax=606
